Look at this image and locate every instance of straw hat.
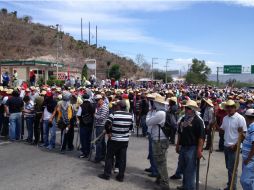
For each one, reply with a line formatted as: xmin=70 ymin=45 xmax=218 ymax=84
xmin=154 ymin=96 xmax=169 ymax=105
xmin=56 ymin=87 xmax=61 ymax=92
xmin=30 ymin=86 xmax=36 ymax=91
xmin=147 ymin=93 xmax=156 ymax=99
xmin=221 ymin=100 xmax=240 ymax=110
xmin=165 ymin=90 xmax=174 ymax=95
xmin=40 ymin=90 xmax=47 ymax=96
xmin=6 ymin=89 xmax=13 ymax=95
xmin=203 ymin=98 xmax=214 ymax=107
xmin=184 ymin=100 xmax=200 ymax=111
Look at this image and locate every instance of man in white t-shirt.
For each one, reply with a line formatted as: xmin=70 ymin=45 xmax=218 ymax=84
xmin=220 ymin=100 xmax=247 ymax=190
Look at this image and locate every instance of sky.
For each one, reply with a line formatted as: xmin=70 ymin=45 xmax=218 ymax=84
xmin=0 ymin=0 xmax=254 ymax=74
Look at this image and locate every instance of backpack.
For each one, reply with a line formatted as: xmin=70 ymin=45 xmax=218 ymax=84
xmin=57 ymin=104 xmax=73 ymax=129
xmin=80 ymin=101 xmax=95 ymax=126
xmin=159 ymin=110 xmax=177 ymax=139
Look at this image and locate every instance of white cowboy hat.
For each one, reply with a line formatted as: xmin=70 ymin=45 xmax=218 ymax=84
xmin=6 ymin=89 xmax=14 ymax=95
xmin=203 ymin=98 xmax=214 ymax=107
xmin=184 ymin=100 xmax=200 ymax=111
xmin=154 ymin=96 xmax=169 ymax=105
xmin=221 ymin=100 xmax=240 ymax=110
xmin=40 ymin=90 xmax=47 ymax=96
xmin=245 ymin=109 xmax=254 ymax=117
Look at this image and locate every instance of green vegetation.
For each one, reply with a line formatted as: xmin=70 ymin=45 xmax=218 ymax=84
xmin=153 ymin=69 xmax=173 ymax=83
xmin=81 ymin=64 xmax=88 ymax=82
xmin=46 ymin=76 xmax=64 ymax=87
xmin=185 ymin=58 xmax=211 ymax=84
xmin=37 ymin=77 xmax=45 ymax=87
xmin=109 ymin=64 xmax=121 ymax=80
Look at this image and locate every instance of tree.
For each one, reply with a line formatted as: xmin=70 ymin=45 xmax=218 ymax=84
xmin=140 ymin=62 xmax=151 ymax=77
xmin=153 ymin=69 xmax=173 ymax=83
xmin=11 ymin=11 xmax=17 ymax=18
xmin=109 ymin=64 xmax=121 ymax=80
xmin=135 ymin=53 xmax=145 ymax=65
xmin=23 ymin=15 xmax=32 ymax=23
xmin=226 ymin=79 xmax=236 ymax=87
xmin=1 ymin=8 xmax=8 ymax=15
xmin=185 ymin=58 xmax=211 ymax=84
xmin=81 ymin=64 xmax=88 ymax=82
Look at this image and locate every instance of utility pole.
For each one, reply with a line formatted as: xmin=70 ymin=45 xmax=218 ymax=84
xmin=88 ymin=22 xmax=90 ymax=45
xmin=56 ymin=24 xmax=59 ymax=79
xmin=165 ymin=59 xmax=173 ymax=83
xmin=151 ymin=58 xmax=158 ymax=83
xmin=96 ymin=25 xmax=97 ymax=48
xmin=81 ymin=18 xmax=83 ymax=42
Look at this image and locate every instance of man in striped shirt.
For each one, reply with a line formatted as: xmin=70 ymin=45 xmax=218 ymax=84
xmin=23 ymin=95 xmax=35 ymax=143
xmin=98 ymin=100 xmax=133 ymax=182
xmin=240 ymin=109 xmax=254 ymax=190
xmin=94 ymin=94 xmax=109 ymax=163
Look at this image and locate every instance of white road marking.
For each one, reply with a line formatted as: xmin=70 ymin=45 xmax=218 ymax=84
xmin=0 ymin=141 xmax=12 ymax=146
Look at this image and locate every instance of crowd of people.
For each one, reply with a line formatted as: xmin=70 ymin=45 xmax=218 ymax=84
xmin=0 ymin=81 xmax=254 ymax=190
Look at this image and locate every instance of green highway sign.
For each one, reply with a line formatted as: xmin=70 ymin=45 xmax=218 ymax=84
xmin=251 ymin=65 xmax=254 ymax=74
xmin=223 ymin=65 xmax=242 ymax=74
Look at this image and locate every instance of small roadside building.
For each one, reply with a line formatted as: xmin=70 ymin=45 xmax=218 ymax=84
xmin=0 ymin=60 xmax=64 ymax=84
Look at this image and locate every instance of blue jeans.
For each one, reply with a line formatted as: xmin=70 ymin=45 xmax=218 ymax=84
xmin=43 ymin=120 xmax=50 ymax=146
xmin=25 ymin=117 xmax=34 ymax=142
xmin=175 ymin=147 xmax=184 ymax=177
xmin=95 ymin=126 xmax=106 ymax=161
xmin=240 ymin=162 xmax=254 ymax=190
xmin=80 ymin=125 xmax=92 ymax=156
xmin=224 ymin=146 xmax=237 ymax=190
xmin=0 ymin=113 xmax=3 ymax=133
xmin=147 ymin=133 xmax=158 ymax=175
xmin=141 ymin=115 xmax=147 ymax=136
xmin=49 ymin=119 xmax=56 ymax=147
xmin=9 ymin=113 xmax=22 ymax=140
xmin=181 ymin=146 xmax=197 ymax=190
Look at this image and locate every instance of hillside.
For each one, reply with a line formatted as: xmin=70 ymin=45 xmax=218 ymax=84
xmin=0 ymin=9 xmax=145 ymax=79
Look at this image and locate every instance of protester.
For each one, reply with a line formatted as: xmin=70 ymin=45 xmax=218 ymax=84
xmin=203 ymin=98 xmax=215 ymax=150
xmin=56 ymin=91 xmax=74 ymax=153
xmin=94 ymin=94 xmax=109 ymax=163
xmin=77 ymin=93 xmax=95 ymax=158
xmin=146 ymin=96 xmax=170 ymax=190
xmin=41 ymin=91 xmax=57 ymax=148
xmin=98 ymin=100 xmax=133 ymax=182
xmin=176 ymin=100 xmax=205 ymax=190
xmin=12 ymin=70 xmax=18 ymax=87
xmin=33 ymin=90 xmax=45 ymax=145
xmin=220 ymin=100 xmax=247 ymax=190
xmin=23 ymin=95 xmax=35 ymax=144
xmin=240 ymin=109 xmax=254 ymax=190
xmin=2 ymin=72 xmax=10 ymax=87
xmin=5 ymin=89 xmax=24 ymax=141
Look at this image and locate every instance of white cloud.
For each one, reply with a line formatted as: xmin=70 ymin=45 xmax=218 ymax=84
xmin=4 ymin=1 xmax=216 ymax=55
xmin=229 ymin=0 xmax=254 ymax=7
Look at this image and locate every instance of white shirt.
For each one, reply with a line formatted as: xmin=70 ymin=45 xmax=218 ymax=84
xmin=43 ymin=107 xmax=52 ymax=121
xmin=146 ymin=110 xmax=167 ymax=141
xmin=220 ymin=112 xmax=247 ymax=147
xmin=76 ymin=106 xmax=82 ymax=117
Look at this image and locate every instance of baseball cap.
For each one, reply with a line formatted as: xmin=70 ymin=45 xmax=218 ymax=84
xmin=245 ymin=109 xmax=254 ymax=117
xmin=95 ymin=94 xmax=102 ymax=100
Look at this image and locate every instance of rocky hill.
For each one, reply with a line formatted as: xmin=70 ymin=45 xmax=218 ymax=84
xmin=0 ymin=9 xmax=145 ymax=79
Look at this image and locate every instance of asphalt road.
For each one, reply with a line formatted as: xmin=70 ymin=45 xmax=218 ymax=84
xmin=0 ymin=131 xmax=242 ymax=190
